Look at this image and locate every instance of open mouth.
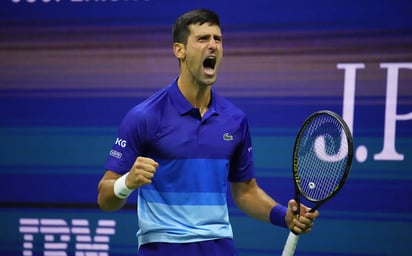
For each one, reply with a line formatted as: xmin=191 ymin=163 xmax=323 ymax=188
xmin=203 ymin=56 xmax=216 ymax=70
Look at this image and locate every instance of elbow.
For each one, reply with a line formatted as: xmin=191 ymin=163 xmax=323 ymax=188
xmin=97 ymin=179 xmax=114 ymax=211
xmin=97 ymin=186 xmax=116 ymax=212
xmin=97 ymin=190 xmax=124 ymax=212
xmin=97 ymin=194 xmax=111 ymax=212
xmin=97 ymin=195 xmax=118 ymax=212
xmin=232 ymin=191 xmax=249 ymax=210
xmin=96 ymin=172 xmax=125 ymax=212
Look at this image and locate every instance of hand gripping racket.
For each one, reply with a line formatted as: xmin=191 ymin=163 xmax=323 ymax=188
xmin=281 ymin=110 xmax=353 ymax=256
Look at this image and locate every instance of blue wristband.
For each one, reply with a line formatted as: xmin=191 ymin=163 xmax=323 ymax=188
xmin=270 ymin=205 xmax=288 ymax=228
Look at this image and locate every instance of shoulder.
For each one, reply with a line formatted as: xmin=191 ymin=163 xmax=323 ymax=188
xmin=121 ymin=86 xmax=169 ymax=129
xmin=127 ymin=87 xmax=169 ymax=117
xmin=214 ymin=92 xmax=248 ymax=122
xmin=134 ymin=86 xmax=169 ymax=111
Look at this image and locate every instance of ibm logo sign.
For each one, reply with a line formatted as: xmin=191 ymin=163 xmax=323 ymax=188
xmin=19 ymin=218 xmax=116 ymax=256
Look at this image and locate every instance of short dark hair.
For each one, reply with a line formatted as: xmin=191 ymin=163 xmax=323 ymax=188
xmin=172 ymin=9 xmax=221 ymax=45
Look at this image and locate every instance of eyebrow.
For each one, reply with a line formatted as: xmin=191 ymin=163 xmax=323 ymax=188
xmin=213 ymin=34 xmax=223 ymax=40
xmin=196 ymin=34 xmax=223 ymax=40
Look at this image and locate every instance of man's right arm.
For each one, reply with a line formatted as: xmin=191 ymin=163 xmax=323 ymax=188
xmin=97 ymin=157 xmax=159 ymax=212
xmin=97 ymin=170 xmax=127 ymax=212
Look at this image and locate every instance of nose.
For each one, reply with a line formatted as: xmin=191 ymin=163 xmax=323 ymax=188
xmin=208 ymin=39 xmax=218 ymax=51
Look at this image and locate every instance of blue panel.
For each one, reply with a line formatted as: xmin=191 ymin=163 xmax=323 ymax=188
xmin=0 ymin=1 xmax=412 ymax=255
xmin=1 ymin=0 xmax=412 ymax=31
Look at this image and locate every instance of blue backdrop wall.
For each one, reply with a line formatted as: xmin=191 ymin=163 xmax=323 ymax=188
xmin=1 ymin=0 xmax=412 ymax=255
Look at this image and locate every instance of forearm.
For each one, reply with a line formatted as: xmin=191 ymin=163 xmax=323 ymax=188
xmin=231 ymin=179 xmax=279 ymax=223
xmin=97 ymin=172 xmax=127 ymax=212
xmin=238 ymin=188 xmax=276 ymax=222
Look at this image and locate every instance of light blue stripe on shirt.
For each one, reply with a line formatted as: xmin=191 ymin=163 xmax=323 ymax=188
xmin=136 ymin=158 xmax=233 ymax=245
xmin=137 ymin=202 xmax=233 ymax=245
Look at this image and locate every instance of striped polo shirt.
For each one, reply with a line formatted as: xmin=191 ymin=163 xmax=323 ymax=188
xmin=105 ymin=79 xmax=255 ymax=247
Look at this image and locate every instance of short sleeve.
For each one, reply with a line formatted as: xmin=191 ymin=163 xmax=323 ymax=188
xmin=228 ymin=115 xmax=256 ymax=182
xmin=104 ymin=107 xmax=147 ymax=175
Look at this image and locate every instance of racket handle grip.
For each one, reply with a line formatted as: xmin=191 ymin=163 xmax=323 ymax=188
xmin=281 ymin=231 xmax=300 ymax=256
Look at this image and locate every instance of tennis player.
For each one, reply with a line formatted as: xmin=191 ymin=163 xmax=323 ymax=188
xmin=97 ymin=8 xmax=319 ymax=256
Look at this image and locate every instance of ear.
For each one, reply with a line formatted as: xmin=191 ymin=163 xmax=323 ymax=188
xmin=173 ymin=42 xmax=185 ymax=59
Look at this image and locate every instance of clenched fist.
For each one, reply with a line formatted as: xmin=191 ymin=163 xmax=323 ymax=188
xmin=125 ymin=157 xmax=159 ymax=189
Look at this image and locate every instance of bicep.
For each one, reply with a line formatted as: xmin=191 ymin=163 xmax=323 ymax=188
xmin=97 ymin=170 xmax=122 ymax=197
xmin=98 ymin=170 xmax=121 ymax=187
xmin=103 ymin=170 xmax=122 ymax=180
xmin=97 ymin=170 xmax=125 ymax=211
xmin=230 ymin=178 xmax=258 ymax=203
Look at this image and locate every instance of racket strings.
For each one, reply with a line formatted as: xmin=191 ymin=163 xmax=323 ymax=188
xmin=296 ymin=114 xmax=349 ymax=201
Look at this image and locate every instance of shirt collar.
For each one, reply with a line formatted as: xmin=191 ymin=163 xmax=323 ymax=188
xmin=168 ymin=78 xmax=218 ymax=117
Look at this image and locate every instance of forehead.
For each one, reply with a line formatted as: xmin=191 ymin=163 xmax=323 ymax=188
xmin=188 ymin=23 xmax=222 ymax=37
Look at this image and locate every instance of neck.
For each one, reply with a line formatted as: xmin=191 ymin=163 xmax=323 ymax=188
xmin=177 ymin=77 xmax=211 ymax=116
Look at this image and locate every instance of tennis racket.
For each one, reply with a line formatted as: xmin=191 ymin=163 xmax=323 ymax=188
xmin=281 ymin=110 xmax=353 ymax=256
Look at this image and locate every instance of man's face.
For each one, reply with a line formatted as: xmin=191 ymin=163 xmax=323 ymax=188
xmin=180 ymin=23 xmax=223 ymax=87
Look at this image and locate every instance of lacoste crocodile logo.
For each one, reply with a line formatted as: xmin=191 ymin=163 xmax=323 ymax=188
xmin=223 ymin=133 xmax=233 ymax=141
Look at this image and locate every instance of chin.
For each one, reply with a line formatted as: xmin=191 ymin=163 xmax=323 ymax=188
xmin=202 ymin=76 xmax=218 ymax=86
xmin=203 ymin=80 xmax=216 ymax=87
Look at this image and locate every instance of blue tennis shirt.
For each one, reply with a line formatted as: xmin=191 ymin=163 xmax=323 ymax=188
xmin=105 ymin=79 xmax=255 ymax=247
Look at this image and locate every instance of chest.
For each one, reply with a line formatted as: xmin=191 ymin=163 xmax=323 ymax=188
xmin=147 ymin=112 xmax=242 ymax=160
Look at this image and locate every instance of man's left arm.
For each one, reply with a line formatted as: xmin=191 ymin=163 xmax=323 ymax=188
xmin=230 ymin=178 xmax=319 ymax=234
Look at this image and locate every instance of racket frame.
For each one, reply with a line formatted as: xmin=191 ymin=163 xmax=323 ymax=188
xmin=292 ymin=110 xmax=353 ymax=214
xmin=282 ymin=110 xmax=354 ymax=256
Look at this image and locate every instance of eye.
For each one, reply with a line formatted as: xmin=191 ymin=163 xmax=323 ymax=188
xmin=214 ymin=36 xmax=222 ymax=42
xmin=198 ymin=35 xmax=209 ymax=42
